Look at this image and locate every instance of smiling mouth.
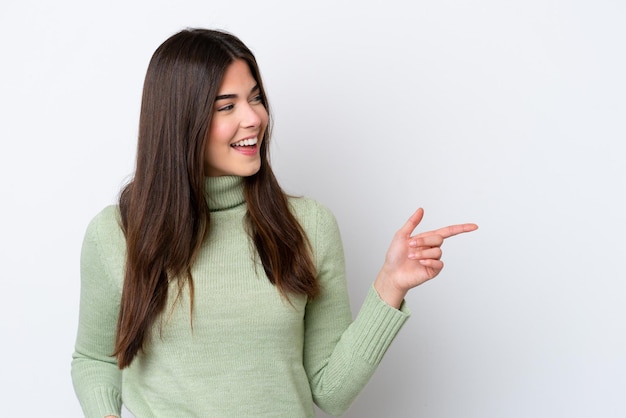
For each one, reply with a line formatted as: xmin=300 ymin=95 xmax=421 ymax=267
xmin=231 ymin=137 xmax=260 ymax=157
xmin=231 ymin=137 xmax=258 ymax=148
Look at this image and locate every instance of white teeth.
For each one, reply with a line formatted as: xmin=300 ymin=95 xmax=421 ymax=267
xmin=232 ymin=137 xmax=258 ymax=147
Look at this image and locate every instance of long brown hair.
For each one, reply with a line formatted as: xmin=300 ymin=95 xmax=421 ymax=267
xmin=114 ymin=29 xmax=318 ymax=369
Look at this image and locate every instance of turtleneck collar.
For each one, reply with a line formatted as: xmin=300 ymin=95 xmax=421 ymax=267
xmin=204 ymin=176 xmax=246 ymax=212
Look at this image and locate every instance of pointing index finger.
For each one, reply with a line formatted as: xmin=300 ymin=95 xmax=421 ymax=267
xmin=417 ymin=223 xmax=479 ymax=240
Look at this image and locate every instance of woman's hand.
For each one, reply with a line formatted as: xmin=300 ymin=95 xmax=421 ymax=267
xmin=374 ymin=208 xmax=478 ymax=308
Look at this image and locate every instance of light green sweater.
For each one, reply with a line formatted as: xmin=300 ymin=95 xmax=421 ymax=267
xmin=71 ymin=176 xmax=410 ymax=417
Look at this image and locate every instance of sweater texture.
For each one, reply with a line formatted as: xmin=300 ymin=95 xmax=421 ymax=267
xmin=71 ymin=176 xmax=410 ymax=417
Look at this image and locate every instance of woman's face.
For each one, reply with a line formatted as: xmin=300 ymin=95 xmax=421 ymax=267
xmin=204 ymin=59 xmax=268 ymax=177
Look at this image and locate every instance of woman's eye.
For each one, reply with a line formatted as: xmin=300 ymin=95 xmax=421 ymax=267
xmin=217 ymin=104 xmax=234 ymax=112
xmin=251 ymin=94 xmax=263 ymax=103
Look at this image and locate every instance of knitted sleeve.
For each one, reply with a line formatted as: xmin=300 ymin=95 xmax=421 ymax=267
xmin=71 ymin=206 xmax=123 ymax=418
xmin=303 ymin=202 xmax=410 ymax=416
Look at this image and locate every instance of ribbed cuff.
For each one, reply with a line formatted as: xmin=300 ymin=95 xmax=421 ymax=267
xmin=82 ymin=387 xmax=122 ymax=418
xmin=351 ymin=285 xmax=411 ymax=365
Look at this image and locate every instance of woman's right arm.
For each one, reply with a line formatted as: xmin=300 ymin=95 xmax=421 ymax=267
xmin=71 ymin=207 xmax=124 ymax=418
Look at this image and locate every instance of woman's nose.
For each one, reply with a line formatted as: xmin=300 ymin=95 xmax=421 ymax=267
xmin=241 ymin=104 xmax=262 ymax=128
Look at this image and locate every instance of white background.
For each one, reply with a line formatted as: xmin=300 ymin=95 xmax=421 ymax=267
xmin=1 ymin=0 xmax=624 ymax=417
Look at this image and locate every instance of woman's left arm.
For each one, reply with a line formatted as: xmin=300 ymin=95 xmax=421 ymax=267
xmin=303 ymin=203 xmax=477 ymax=416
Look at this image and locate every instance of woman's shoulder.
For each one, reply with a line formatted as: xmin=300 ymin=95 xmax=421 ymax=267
xmin=87 ymin=204 xmax=121 ymax=228
xmin=287 ymin=196 xmax=336 ymax=223
xmin=83 ymin=205 xmax=125 ymax=245
xmin=287 ymin=196 xmax=341 ymax=241
xmin=80 ymin=205 xmax=126 ymax=290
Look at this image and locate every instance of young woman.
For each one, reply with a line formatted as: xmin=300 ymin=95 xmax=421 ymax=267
xmin=71 ymin=28 xmax=477 ymax=418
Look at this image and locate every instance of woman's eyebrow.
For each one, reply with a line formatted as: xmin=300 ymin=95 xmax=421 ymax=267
xmin=215 ymin=84 xmax=259 ymax=101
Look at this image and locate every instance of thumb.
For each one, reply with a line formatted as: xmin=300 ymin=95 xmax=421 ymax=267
xmin=398 ymin=208 xmax=424 ymax=238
